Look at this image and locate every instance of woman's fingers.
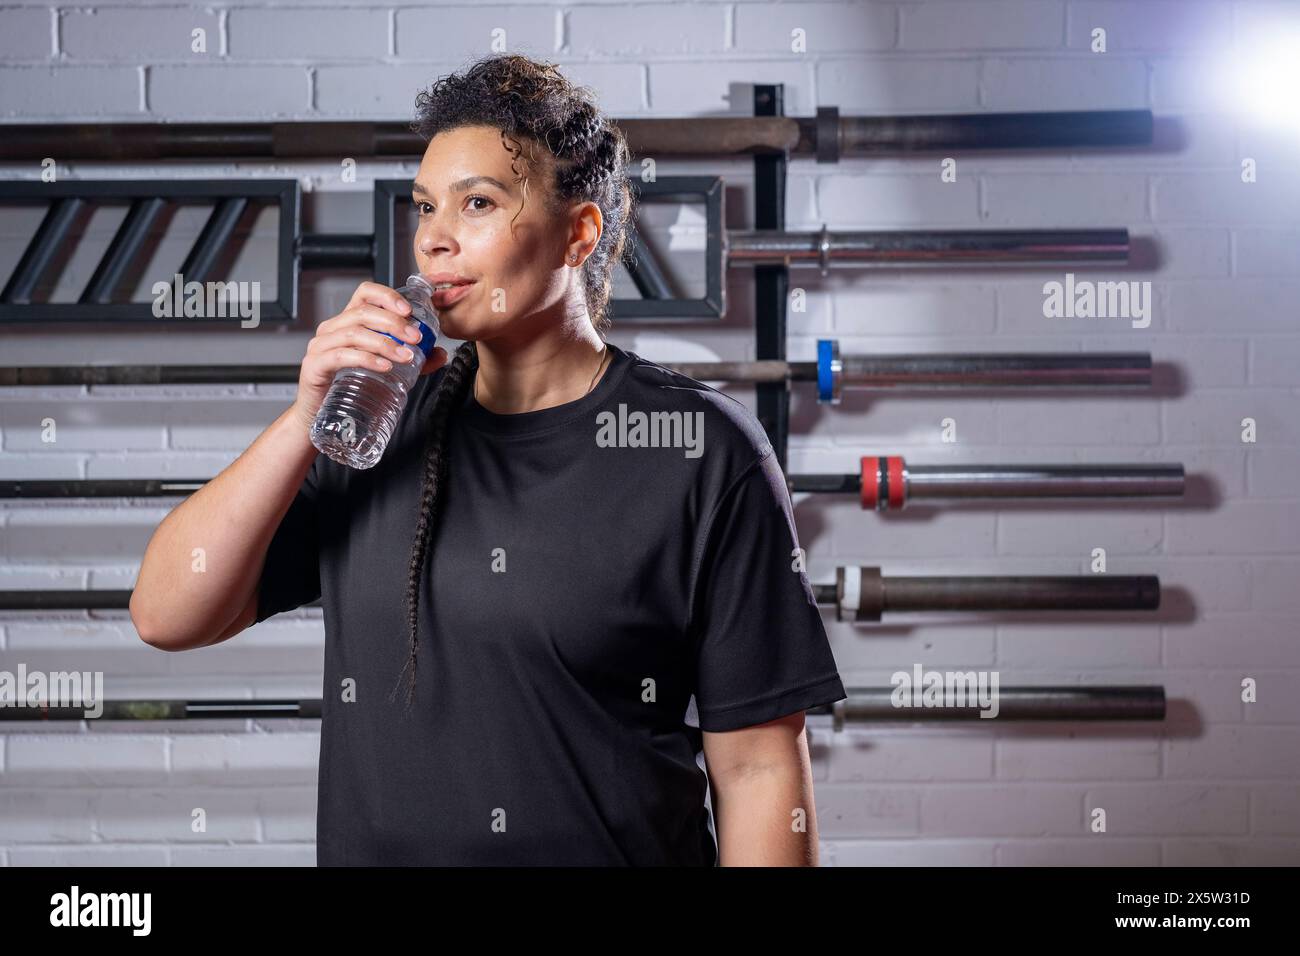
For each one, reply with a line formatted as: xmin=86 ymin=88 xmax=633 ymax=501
xmin=419 ymin=345 xmax=450 ymax=377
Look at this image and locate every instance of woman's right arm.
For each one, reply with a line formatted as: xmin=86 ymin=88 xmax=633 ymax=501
xmin=130 ymin=404 xmax=320 ymax=651
xmin=130 ymin=281 xmax=446 ymax=652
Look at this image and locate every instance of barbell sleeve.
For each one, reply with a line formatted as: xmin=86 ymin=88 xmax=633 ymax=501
xmin=810 ymin=685 xmax=1166 ymax=730
xmin=728 ymin=226 xmax=1128 ymax=274
xmin=789 ymin=457 xmax=1185 ymax=509
xmin=822 ymin=566 xmax=1160 ymax=622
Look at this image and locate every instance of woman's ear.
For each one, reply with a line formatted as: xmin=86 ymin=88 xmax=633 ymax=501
xmin=568 ymin=200 xmax=603 ymax=264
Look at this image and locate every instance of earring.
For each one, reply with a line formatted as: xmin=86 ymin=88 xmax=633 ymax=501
xmin=568 ymin=253 xmax=578 ymax=263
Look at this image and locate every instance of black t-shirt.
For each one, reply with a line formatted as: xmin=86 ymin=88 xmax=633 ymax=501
xmin=256 ymin=342 xmax=846 ymax=866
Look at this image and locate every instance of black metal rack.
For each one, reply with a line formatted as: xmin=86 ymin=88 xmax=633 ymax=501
xmin=0 ymin=101 xmax=1175 ymax=727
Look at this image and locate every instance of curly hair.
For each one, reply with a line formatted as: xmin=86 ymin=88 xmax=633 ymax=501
xmin=389 ymin=53 xmax=635 ymax=711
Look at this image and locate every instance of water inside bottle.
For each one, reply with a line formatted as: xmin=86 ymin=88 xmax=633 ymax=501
xmin=309 ymin=275 xmax=438 ymax=469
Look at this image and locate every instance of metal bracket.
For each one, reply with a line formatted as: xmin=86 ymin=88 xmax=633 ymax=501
xmin=0 ymin=179 xmax=299 ymax=324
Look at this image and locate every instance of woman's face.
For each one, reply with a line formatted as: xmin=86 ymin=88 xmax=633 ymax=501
xmin=411 ymin=124 xmax=585 ymax=343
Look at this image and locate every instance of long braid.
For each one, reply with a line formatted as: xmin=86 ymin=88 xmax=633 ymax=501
xmin=389 ymin=340 xmax=479 ymax=711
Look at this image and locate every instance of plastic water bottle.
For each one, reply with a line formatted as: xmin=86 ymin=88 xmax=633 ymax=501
xmin=310 ymin=274 xmax=439 ymax=469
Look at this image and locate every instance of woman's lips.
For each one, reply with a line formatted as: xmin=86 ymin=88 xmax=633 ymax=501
xmin=431 ymin=281 xmax=475 ymax=308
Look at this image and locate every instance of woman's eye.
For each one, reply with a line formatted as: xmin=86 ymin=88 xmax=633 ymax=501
xmin=409 ymin=197 xmax=492 ymax=215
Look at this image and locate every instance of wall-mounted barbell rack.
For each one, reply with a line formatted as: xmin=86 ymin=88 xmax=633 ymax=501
xmin=0 ymin=340 xmax=1184 ymax=510
xmin=0 ymin=102 xmax=1157 ymax=446
xmin=739 ymin=86 xmax=1167 ymax=726
xmin=0 ymin=174 xmax=1131 ymax=324
xmin=0 ymin=98 xmax=1169 ymax=725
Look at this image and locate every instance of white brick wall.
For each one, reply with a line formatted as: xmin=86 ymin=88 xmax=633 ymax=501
xmin=2 ymin=0 xmax=1298 ymax=867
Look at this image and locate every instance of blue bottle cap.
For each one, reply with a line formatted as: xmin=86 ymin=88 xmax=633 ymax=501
xmin=377 ymin=319 xmax=435 ymax=357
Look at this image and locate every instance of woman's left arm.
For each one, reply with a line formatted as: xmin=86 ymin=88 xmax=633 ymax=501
xmin=702 ymin=712 xmax=820 ymax=866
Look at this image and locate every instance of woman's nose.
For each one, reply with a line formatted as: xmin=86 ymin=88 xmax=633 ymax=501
xmin=417 ymin=212 xmax=458 ymax=255
xmin=418 ymin=228 xmax=455 ymax=256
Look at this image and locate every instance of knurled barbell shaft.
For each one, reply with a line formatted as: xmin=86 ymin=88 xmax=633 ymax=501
xmin=0 ymin=111 xmax=1154 ymax=161
xmin=0 ymin=572 xmax=1160 ymax=615
xmin=790 ymin=459 xmax=1185 ymax=508
xmin=823 ymin=568 xmax=1159 ymax=621
xmin=0 ymin=351 xmax=1152 ymax=389
xmin=807 ymin=686 xmax=1166 ymax=727
xmin=0 ymin=686 xmax=1165 ymax=723
xmin=727 ymin=227 xmax=1129 ymax=269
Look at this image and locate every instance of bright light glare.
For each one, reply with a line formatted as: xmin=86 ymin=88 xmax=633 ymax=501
xmin=1220 ymin=31 xmax=1300 ymax=130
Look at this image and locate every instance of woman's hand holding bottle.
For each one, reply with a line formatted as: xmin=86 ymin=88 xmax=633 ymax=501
xmin=291 ymin=280 xmax=448 ymax=431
